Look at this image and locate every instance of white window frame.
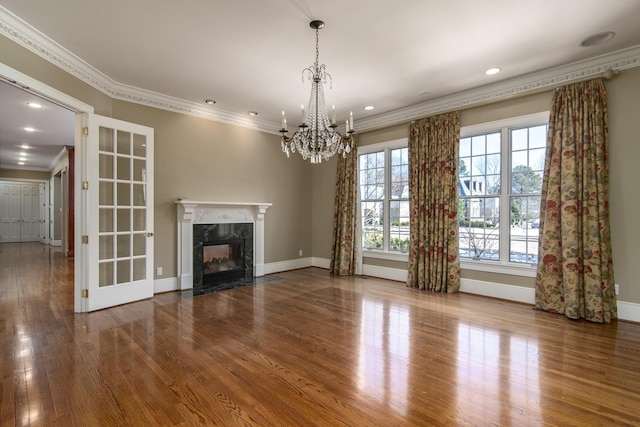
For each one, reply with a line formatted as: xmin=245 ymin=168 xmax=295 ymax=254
xmin=459 ymin=111 xmax=549 ymax=277
xmin=359 ymin=138 xmax=409 ymax=262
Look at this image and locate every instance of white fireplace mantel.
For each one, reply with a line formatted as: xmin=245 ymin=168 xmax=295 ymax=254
xmin=176 ymin=200 xmax=272 ymax=290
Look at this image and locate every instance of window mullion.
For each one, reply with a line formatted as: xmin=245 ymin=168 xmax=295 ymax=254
xmin=500 ymin=127 xmax=510 ymax=263
xmin=384 ymin=148 xmax=391 ymax=252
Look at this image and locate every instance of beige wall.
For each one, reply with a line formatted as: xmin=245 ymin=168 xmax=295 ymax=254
xmin=606 ymin=66 xmax=640 ymax=303
xmin=313 ymin=72 xmax=640 ymax=304
xmin=0 ymin=168 xmax=50 ymax=180
xmin=111 ymin=101 xmax=312 ymax=277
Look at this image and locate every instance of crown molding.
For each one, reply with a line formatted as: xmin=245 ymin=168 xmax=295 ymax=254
xmin=356 ymin=44 xmax=640 ymax=132
xmin=2 ymin=6 xmax=639 ymax=136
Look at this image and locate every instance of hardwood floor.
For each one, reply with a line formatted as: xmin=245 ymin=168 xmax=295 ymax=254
xmin=1 ymin=242 xmax=640 ymax=426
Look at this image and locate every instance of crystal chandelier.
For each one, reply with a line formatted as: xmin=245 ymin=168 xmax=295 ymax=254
xmin=280 ymin=20 xmax=354 ymax=164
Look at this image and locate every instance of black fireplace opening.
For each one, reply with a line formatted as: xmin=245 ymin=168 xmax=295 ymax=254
xmin=202 ymin=239 xmax=245 ymax=285
xmin=193 ymin=222 xmax=254 ymax=296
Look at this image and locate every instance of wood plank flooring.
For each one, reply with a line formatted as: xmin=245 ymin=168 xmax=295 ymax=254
xmin=1 ymin=242 xmax=640 ymax=426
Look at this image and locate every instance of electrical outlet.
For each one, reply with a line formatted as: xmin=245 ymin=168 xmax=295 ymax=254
xmin=615 ymin=283 xmax=620 ymax=295
xmin=299 ymin=250 xmax=303 ymax=257
xmin=156 ymin=267 xmax=163 ymax=276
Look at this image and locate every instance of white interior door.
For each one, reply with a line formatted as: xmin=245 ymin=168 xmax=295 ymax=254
xmin=20 ymin=184 xmax=41 ymax=242
xmin=82 ymin=113 xmax=154 ymax=311
xmin=0 ymin=183 xmax=20 ymax=242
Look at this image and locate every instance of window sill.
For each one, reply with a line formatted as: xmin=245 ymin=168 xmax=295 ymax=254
xmin=460 ymin=260 xmax=537 ymax=278
xmin=362 ymin=250 xmax=408 ymax=263
xmin=361 ymin=251 xmax=538 ymax=277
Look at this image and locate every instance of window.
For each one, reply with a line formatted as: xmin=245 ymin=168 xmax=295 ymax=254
xmin=359 ymin=139 xmax=409 ymax=256
xmin=459 ymin=112 xmax=548 ymax=271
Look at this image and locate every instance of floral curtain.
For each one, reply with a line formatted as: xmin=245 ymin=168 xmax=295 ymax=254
xmin=535 ymin=79 xmax=617 ymax=323
xmin=407 ymin=112 xmax=461 ymax=292
xmin=330 ymin=136 xmax=359 ymax=275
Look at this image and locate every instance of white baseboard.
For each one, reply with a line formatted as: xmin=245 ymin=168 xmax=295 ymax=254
xmin=345 ymin=262 xmax=640 ymax=323
xmin=312 ymin=257 xmax=331 ymax=269
xmin=159 ymin=259 xmax=640 ymax=323
xmin=618 ymin=301 xmax=640 ymax=323
xmin=363 ymin=263 xmax=408 ymax=282
xmin=50 ymin=240 xmax=61 ymax=247
xmin=263 ymin=257 xmax=313 ymax=275
xmin=154 ymin=277 xmax=179 ymax=294
xmin=460 ymin=278 xmax=536 ymax=304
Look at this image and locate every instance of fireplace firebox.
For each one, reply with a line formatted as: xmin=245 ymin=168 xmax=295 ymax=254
xmin=202 ymin=239 xmax=245 ymax=284
xmin=193 ymin=222 xmax=254 ymax=295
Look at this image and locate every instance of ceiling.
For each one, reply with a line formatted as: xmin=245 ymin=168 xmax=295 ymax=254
xmin=1 ymin=0 xmax=640 ymax=171
xmin=0 ymin=80 xmax=75 ymax=170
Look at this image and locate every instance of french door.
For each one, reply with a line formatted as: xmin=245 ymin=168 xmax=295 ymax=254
xmin=80 ymin=113 xmax=154 ymax=312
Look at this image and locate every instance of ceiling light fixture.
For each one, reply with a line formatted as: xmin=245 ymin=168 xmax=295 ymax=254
xmin=280 ymin=20 xmax=354 ymax=164
xmin=204 ymin=99 xmax=216 ymax=105
xmin=485 ymin=67 xmax=501 ymax=76
xmin=248 ymin=111 xmax=258 ymax=116
xmin=24 ymin=127 xmax=35 ymax=132
xmin=364 ymin=105 xmax=375 ymax=111
xmin=21 ymin=144 xmax=30 ymax=149
xmin=27 ymin=102 xmax=43 ymax=109
xmin=581 ymin=32 xmax=615 ymax=47
xmin=18 ymin=161 xmax=25 ymax=165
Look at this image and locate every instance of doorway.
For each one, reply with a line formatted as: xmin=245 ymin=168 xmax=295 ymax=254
xmin=1 ymin=63 xmax=94 ymax=312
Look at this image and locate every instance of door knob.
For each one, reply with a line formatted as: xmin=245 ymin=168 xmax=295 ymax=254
xmin=147 ymin=232 xmax=154 ymax=237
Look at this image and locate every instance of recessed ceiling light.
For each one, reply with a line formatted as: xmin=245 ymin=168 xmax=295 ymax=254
xmin=19 ymin=152 xmax=27 ymax=156
xmin=18 ymin=161 xmax=25 ymax=165
xmin=204 ymin=99 xmax=216 ymax=105
xmin=27 ymin=102 xmax=43 ymax=109
xmin=23 ymin=127 xmax=35 ymax=132
xmin=363 ymin=105 xmax=375 ymax=111
xmin=20 ymin=144 xmax=30 ymax=149
xmin=581 ymin=32 xmax=615 ymax=47
xmin=485 ymin=67 xmax=501 ymax=76
xmin=248 ymin=111 xmax=258 ymax=116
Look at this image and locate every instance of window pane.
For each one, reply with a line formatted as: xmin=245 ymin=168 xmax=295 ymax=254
xmin=459 ymin=157 xmax=471 ymax=177
xmin=471 ymin=156 xmax=485 ymax=175
xmin=360 ymin=152 xmax=384 ymax=202
xmin=485 ymin=174 xmax=500 ymax=195
xmin=529 ymin=125 xmax=547 ymax=148
xmin=471 ymin=135 xmax=486 ymax=155
xmin=510 ymin=196 xmax=540 ymax=263
xmin=529 ymin=148 xmax=546 ymax=171
xmin=460 ymin=138 xmax=471 ymax=157
xmin=511 ymin=165 xmax=543 ymax=194
xmin=486 ymin=133 xmax=501 ymax=154
xmin=512 ymin=128 xmax=528 ymax=151
xmin=362 ymin=201 xmax=383 ymax=249
xmin=458 ymin=197 xmax=500 ymax=261
xmin=389 ymin=201 xmax=410 ymax=252
xmin=390 ymin=148 xmax=409 ymax=199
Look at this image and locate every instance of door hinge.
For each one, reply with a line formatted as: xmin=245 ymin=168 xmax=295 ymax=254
xmin=82 ymin=289 xmax=88 ymax=298
xmin=82 ymin=127 xmax=89 ymax=136
xmin=82 ymin=181 xmax=89 ymax=190
xmin=82 ymin=235 xmax=89 ymax=244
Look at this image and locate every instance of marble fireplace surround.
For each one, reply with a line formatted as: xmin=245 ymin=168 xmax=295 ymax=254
xmin=176 ymin=200 xmax=271 ymax=290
